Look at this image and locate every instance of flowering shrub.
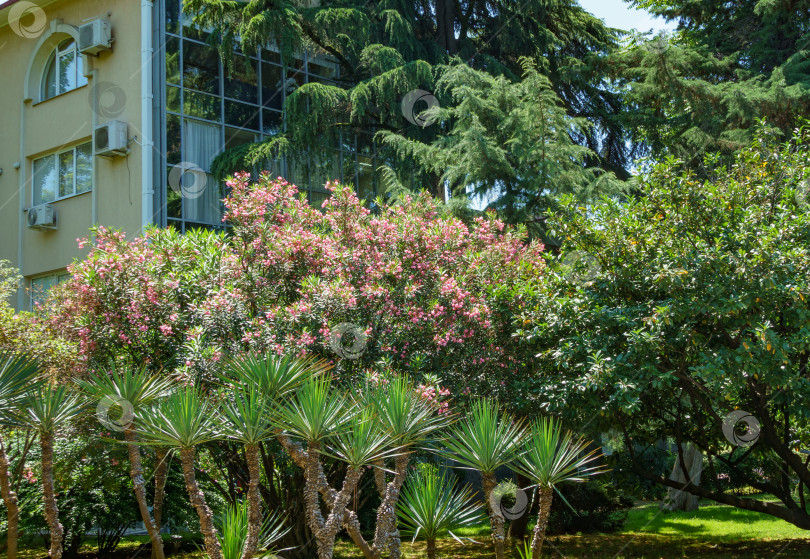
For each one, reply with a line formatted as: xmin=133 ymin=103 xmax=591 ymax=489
xmin=53 ymin=174 xmax=544 ymax=398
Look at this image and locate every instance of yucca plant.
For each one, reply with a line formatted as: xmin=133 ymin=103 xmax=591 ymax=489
xmin=78 ymin=364 xmax=173 ymax=559
xmin=515 ymin=418 xmax=605 ymax=558
xmin=352 ymin=376 xmax=451 ymax=559
xmin=22 ymin=385 xmax=84 ymax=559
xmin=214 ymin=500 xmax=289 ymax=559
xmin=0 ymin=352 xmax=42 ymax=559
xmin=221 ymin=353 xmax=329 ymax=559
xmin=137 ymin=387 xmax=223 ymax=559
xmin=396 ymin=465 xmax=485 ymax=559
xmin=442 ymin=399 xmax=526 ymax=559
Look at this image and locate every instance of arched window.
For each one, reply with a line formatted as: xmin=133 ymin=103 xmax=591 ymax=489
xmin=40 ymin=38 xmax=87 ymax=100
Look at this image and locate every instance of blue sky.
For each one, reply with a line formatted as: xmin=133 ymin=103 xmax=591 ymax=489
xmin=578 ymin=0 xmax=676 ymax=33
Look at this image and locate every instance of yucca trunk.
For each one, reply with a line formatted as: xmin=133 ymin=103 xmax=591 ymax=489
xmin=40 ymin=431 xmax=63 ymax=559
xmin=152 ymin=448 xmax=170 ymax=559
xmin=372 ymin=454 xmax=409 ymax=559
xmin=180 ymin=447 xmax=222 ymax=559
xmin=482 ymin=472 xmax=506 ymax=559
xmin=303 ymin=442 xmax=331 ymax=559
xmin=0 ymin=437 xmax=20 ymax=559
xmin=243 ymin=443 xmax=262 ymax=559
xmin=124 ymin=430 xmax=165 ymax=559
xmin=530 ymin=487 xmax=554 ymax=559
xmin=426 ymin=538 xmax=437 ymax=559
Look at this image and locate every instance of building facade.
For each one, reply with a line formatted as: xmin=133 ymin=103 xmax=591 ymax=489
xmin=0 ymin=0 xmax=379 ymax=310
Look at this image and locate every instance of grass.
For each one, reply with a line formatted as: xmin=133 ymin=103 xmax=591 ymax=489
xmin=11 ymin=499 xmax=810 ymax=558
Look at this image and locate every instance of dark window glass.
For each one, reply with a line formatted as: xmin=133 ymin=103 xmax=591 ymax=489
xmin=165 ymin=36 xmax=180 ymax=84
xmin=262 ymin=48 xmax=281 ymax=65
xmin=224 ymin=56 xmax=258 ymax=104
xmin=224 ymin=100 xmax=259 ymax=130
xmin=183 ymin=90 xmax=220 ymax=121
xmin=262 ymin=109 xmax=282 ymax=135
xmin=183 ymin=40 xmax=220 ymax=95
xmin=261 ymin=62 xmax=283 ymax=111
xmin=165 ymin=0 xmax=179 ymax=34
xmin=166 ymin=166 xmax=182 ymax=218
xmin=166 ymin=114 xmax=182 ymax=164
xmin=166 ymin=85 xmax=181 ymax=113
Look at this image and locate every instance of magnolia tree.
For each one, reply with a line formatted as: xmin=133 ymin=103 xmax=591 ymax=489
xmin=51 ymin=175 xmax=545 ymax=555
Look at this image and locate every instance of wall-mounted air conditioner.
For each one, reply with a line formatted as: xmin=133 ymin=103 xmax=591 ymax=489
xmin=79 ymin=19 xmax=112 ymax=55
xmin=27 ymin=204 xmax=56 ymax=230
xmin=95 ymin=120 xmax=128 ymax=157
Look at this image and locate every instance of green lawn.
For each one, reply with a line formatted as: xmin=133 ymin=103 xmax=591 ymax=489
xmin=12 ymin=500 xmax=810 ymax=558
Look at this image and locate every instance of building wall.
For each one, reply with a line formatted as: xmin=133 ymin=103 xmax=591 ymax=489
xmin=0 ymin=0 xmax=145 ymax=309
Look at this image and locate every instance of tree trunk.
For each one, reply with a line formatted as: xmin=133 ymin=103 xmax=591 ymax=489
xmin=152 ymin=447 xmax=170 ymax=559
xmin=662 ymin=443 xmax=703 ymax=512
xmin=530 ymin=487 xmax=553 ymax=559
xmin=372 ymin=454 xmax=409 ymax=559
xmin=508 ymin=473 xmax=533 ymax=540
xmin=303 ymin=442 xmax=331 ymax=559
xmin=482 ymin=472 xmax=505 ymax=559
xmin=426 ymin=538 xmax=437 ymax=559
xmin=0 ymin=436 xmax=20 ymax=559
xmin=243 ymin=443 xmax=262 ymax=559
xmin=124 ymin=430 xmax=165 ymax=559
xmin=180 ymin=447 xmax=222 ymax=559
xmin=40 ymin=431 xmax=63 ymax=559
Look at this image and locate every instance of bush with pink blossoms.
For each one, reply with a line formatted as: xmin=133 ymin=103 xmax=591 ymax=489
xmin=53 ymin=173 xmax=545 ymax=400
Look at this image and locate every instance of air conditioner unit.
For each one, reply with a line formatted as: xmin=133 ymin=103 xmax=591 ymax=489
xmin=27 ymin=204 xmax=56 ymax=230
xmin=78 ymin=19 xmax=112 ymax=55
xmin=94 ymin=120 xmax=128 ymax=157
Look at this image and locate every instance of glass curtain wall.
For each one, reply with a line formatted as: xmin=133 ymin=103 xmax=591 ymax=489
xmin=159 ymin=0 xmax=380 ymax=231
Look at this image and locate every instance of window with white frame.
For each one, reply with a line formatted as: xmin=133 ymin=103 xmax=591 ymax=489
xmin=33 ymin=142 xmax=93 ymax=205
xmin=30 ymin=272 xmax=70 ymax=310
xmin=41 ymin=38 xmax=88 ymax=101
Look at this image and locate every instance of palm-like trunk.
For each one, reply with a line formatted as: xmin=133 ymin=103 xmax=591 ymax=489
xmin=40 ymin=431 xmax=63 ymax=559
xmin=426 ymin=538 xmax=437 ymax=559
xmin=530 ymin=487 xmax=554 ymax=559
xmin=243 ymin=443 xmax=262 ymax=559
xmin=371 ymin=454 xmax=409 ymax=559
xmin=180 ymin=447 xmax=222 ymax=559
xmin=482 ymin=472 xmax=506 ymax=559
xmin=0 ymin=436 xmax=20 ymax=559
xmin=124 ymin=430 xmax=165 ymax=559
xmin=152 ymin=448 xmax=170 ymax=559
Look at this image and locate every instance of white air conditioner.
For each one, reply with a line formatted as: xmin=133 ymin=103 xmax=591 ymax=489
xmin=79 ymin=19 xmax=112 ymax=55
xmin=94 ymin=120 xmax=128 ymax=157
xmin=27 ymin=204 xmax=56 ymax=230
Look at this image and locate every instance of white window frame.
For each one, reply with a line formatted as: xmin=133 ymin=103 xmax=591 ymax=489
xmin=33 ymin=142 xmax=94 ymax=205
xmin=40 ymin=38 xmax=87 ymax=101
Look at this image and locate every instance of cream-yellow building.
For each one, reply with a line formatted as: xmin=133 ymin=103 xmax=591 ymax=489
xmin=1 ymin=0 xmax=374 ymax=310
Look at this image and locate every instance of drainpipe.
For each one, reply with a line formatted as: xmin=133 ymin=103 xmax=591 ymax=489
xmin=89 ymin=66 xmax=98 ymax=227
xmin=17 ymin=99 xmax=26 ymax=310
xmin=140 ymin=0 xmax=154 ymax=230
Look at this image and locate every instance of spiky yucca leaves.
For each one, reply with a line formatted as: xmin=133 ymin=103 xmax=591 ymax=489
xmin=23 ymin=385 xmax=84 ymax=559
xmin=516 ymin=418 xmax=605 ymax=559
xmin=138 ymin=388 xmax=223 ymax=559
xmin=350 ymin=377 xmax=451 ymax=559
xmin=0 ymin=352 xmax=41 ymax=559
xmin=225 ymin=353 xmax=330 ymax=398
xmin=215 ymin=500 xmax=289 ymax=559
xmin=442 ymin=399 xmax=526 ymax=559
xmin=79 ymin=365 xmax=173 ymax=559
xmin=396 ymin=466 xmax=485 ymax=559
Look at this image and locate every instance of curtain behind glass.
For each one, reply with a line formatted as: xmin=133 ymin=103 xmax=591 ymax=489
xmin=182 ymin=119 xmax=222 ymax=224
